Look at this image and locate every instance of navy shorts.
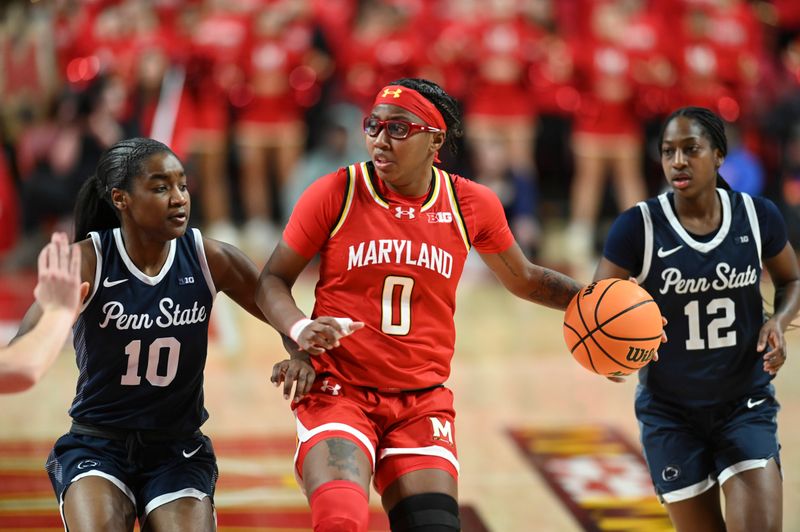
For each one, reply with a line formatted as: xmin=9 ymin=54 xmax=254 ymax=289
xmin=635 ymin=384 xmax=781 ymax=503
xmin=45 ymin=429 xmax=218 ymax=522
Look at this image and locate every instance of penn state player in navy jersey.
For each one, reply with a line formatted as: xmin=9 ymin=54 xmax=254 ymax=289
xmin=13 ymin=138 xmax=313 ymax=531
xmin=595 ymin=107 xmax=800 ymax=532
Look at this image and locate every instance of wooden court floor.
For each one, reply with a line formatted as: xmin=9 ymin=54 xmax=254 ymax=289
xmin=1 ymin=261 xmax=799 ymax=531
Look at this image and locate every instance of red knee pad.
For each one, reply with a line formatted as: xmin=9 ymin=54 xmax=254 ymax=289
xmin=309 ymin=480 xmax=369 ymax=532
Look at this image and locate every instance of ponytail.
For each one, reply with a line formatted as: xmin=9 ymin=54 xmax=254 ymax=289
xmin=73 ymin=174 xmax=120 ymax=242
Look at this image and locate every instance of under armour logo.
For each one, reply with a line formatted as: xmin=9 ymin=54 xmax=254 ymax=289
xmin=381 ymin=88 xmax=403 ymax=98
xmin=395 ymin=207 xmax=415 ymax=219
xmin=320 ymin=379 xmax=341 ymax=396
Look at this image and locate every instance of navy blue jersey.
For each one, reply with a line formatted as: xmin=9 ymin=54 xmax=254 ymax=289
xmin=602 ymin=189 xmax=788 ymax=407
xmin=69 ymin=228 xmax=215 ymax=431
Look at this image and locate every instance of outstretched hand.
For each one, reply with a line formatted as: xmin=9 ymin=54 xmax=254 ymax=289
xmin=293 ymin=317 xmax=365 ymax=355
xmin=271 ymin=358 xmax=316 ymax=402
xmin=758 ymin=318 xmax=786 ymax=376
xmin=34 ymin=232 xmax=89 ymax=318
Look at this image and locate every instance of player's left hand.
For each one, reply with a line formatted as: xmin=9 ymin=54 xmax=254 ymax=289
xmin=271 ymin=358 xmax=316 ymax=402
xmin=758 ymin=318 xmax=786 ymax=376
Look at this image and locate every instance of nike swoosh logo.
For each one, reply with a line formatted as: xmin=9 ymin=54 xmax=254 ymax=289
xmin=657 ymin=245 xmax=683 ymax=258
xmin=103 ymin=277 xmax=129 ymax=288
xmin=182 ymin=444 xmax=203 ymax=458
xmin=747 ymin=398 xmax=766 ymax=409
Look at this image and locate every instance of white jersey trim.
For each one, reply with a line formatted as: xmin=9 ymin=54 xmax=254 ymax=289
xmin=113 ymin=227 xmax=176 ymax=285
xmin=420 ymin=166 xmax=441 ymax=212
xmin=81 ymin=232 xmax=104 ymax=312
xmin=192 ymin=228 xmax=217 ymax=299
xmin=660 ymin=475 xmax=716 ymax=503
xmin=59 ymin=470 xmax=135 ymax=530
xmin=360 ymin=162 xmax=389 ymax=209
xmin=71 ymin=469 xmax=136 ymax=506
xmin=740 ymin=193 xmax=762 ymax=267
xmin=718 ymin=458 xmax=769 ymax=486
xmin=379 ymin=445 xmax=460 ymax=473
xmin=637 ymin=202 xmax=653 ymax=283
xmin=659 ymin=188 xmax=731 ymax=253
xmin=142 ymin=487 xmax=211 ymax=520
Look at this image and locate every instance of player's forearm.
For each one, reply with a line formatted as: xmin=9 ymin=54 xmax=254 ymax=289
xmin=0 ymin=308 xmax=73 ymax=392
xmin=773 ymin=279 xmax=800 ymax=331
xmin=524 ymin=266 xmax=583 ymax=310
xmin=256 ymin=273 xmax=308 ymax=336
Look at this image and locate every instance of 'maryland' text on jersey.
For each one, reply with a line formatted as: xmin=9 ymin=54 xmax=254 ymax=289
xmin=347 ymin=239 xmax=453 ymax=278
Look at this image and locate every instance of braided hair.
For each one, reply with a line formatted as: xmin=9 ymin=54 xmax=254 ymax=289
xmin=659 ymin=106 xmax=732 ymax=190
xmin=73 ymin=138 xmax=176 ymax=241
xmin=388 ymin=78 xmax=464 ymax=155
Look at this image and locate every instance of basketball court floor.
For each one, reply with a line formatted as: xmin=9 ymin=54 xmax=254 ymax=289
xmin=0 ymin=256 xmax=798 ymax=531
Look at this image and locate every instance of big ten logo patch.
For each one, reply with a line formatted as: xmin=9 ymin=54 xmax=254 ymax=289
xmin=178 ymin=276 xmax=194 ymax=285
xmin=430 ymin=417 xmax=454 ymax=445
xmin=426 ymin=212 xmax=453 ymax=224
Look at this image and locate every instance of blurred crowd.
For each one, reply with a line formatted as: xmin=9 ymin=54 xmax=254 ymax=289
xmin=1 ymin=0 xmax=799 ymax=271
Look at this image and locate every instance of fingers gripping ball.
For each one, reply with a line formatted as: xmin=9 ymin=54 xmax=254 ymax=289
xmin=563 ymin=279 xmax=662 ymax=377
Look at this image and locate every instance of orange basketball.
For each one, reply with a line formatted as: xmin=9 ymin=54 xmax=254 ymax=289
xmin=563 ymin=278 xmax=662 ymax=377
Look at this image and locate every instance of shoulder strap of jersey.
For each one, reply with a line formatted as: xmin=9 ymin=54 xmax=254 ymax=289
xmin=330 ymin=165 xmax=357 ymax=238
xmin=740 ymin=192 xmax=762 ymax=265
xmin=190 ymin=228 xmax=217 ymax=298
xmin=438 ymin=168 xmax=471 ymax=252
xmin=82 ymin=231 xmax=104 ymax=312
xmin=636 ymin=201 xmax=653 ymax=284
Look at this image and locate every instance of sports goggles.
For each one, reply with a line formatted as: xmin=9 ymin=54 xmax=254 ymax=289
xmin=363 ymin=117 xmax=442 ymax=139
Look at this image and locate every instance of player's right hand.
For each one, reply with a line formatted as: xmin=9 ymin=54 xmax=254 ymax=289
xmin=271 ymin=358 xmax=315 ymax=402
xmin=295 ymin=317 xmax=365 ymax=355
xmin=34 ymin=233 xmax=88 ymax=318
xmin=605 ymin=316 xmax=667 ymax=384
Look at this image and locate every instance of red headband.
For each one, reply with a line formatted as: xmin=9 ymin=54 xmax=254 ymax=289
xmin=373 ymin=85 xmax=447 ymax=132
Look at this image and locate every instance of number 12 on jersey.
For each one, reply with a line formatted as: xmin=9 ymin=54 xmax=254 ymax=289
xmin=684 ymin=297 xmax=736 ymax=350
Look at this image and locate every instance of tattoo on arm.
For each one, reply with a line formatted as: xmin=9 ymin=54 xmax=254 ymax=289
xmin=526 ymin=268 xmax=581 ymax=308
xmin=325 ymin=439 xmax=362 ymax=476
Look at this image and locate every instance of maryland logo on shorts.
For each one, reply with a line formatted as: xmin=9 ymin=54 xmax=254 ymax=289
xmin=430 ymin=417 xmax=454 ymax=445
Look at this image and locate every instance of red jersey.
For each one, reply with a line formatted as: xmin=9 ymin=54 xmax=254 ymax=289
xmin=284 ymin=162 xmax=514 ymax=390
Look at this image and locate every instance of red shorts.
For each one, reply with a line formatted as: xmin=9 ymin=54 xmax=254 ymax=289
xmin=292 ymin=376 xmax=459 ymax=494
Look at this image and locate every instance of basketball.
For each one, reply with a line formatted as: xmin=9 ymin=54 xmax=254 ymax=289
xmin=563 ymin=278 xmax=662 ymax=377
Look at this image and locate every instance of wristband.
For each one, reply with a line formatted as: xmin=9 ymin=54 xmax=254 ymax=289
xmin=289 ymin=318 xmax=314 ymax=343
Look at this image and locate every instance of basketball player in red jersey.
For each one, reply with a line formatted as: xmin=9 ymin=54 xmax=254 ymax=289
xmin=256 ymin=78 xmax=583 ymax=532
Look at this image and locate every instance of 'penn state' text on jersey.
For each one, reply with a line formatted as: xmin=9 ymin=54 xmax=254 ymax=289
xmin=70 ymin=228 xmax=215 ymax=431
xmin=635 ymin=189 xmax=767 ymax=406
